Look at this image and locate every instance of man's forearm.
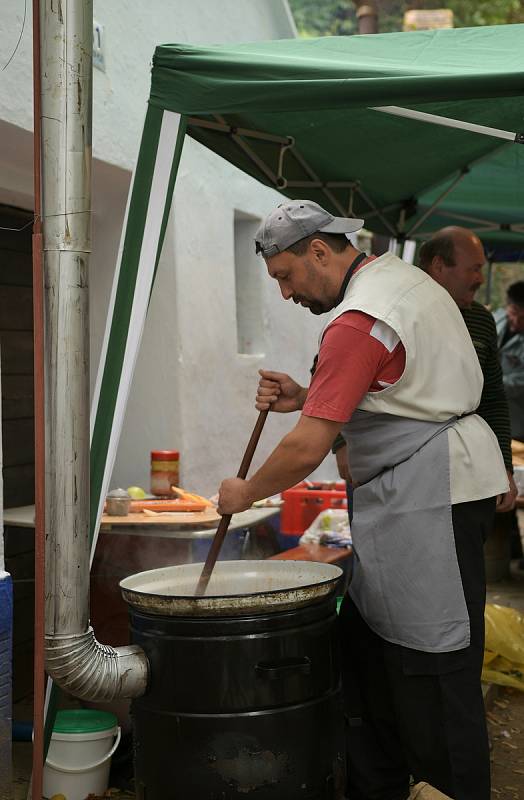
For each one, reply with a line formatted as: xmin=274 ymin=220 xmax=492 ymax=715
xmin=218 ymin=415 xmax=342 ymax=514
xmin=297 ymin=386 xmax=308 ymax=410
xmin=246 ymin=430 xmax=327 ymax=503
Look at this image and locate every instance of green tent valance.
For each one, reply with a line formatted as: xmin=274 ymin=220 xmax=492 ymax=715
xmin=151 ymin=26 xmax=524 ymax=113
xmin=149 ymin=25 xmax=524 ymax=241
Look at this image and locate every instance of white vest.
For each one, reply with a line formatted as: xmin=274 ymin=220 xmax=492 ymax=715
xmin=320 ymin=253 xmax=508 ymax=504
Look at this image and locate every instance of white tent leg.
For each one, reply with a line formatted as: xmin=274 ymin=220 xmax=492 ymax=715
xmin=402 ymin=240 xmax=417 ymax=264
xmin=485 ymin=260 xmax=494 ymax=307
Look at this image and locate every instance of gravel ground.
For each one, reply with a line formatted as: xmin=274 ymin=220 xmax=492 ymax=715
xmin=489 ymin=688 xmax=524 ymax=800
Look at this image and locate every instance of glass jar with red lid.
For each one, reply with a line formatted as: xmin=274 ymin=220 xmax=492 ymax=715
xmin=150 ymin=450 xmax=180 ymax=496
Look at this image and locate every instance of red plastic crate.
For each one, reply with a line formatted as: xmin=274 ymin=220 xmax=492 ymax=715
xmin=280 ymin=481 xmax=348 ymax=535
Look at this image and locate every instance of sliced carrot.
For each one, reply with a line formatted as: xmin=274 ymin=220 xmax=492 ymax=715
xmin=170 ymin=486 xmax=214 ymax=507
xmin=130 ymin=499 xmax=206 ymax=513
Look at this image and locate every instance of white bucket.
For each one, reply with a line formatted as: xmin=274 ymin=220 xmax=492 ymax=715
xmin=43 ymin=710 xmax=121 ymax=800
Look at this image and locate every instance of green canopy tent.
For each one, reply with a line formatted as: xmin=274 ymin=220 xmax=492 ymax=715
xmin=90 ymin=23 xmax=524 ymax=553
xmin=415 ymin=145 xmax=524 ymax=302
xmin=416 ymin=144 xmax=524 ymax=247
xmin=151 ymin=27 xmax=524 ymax=243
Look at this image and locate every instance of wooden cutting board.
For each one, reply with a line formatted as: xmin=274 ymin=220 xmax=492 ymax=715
xmin=101 ymin=508 xmax=221 ymax=527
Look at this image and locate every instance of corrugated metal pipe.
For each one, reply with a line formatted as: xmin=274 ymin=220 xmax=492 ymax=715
xmin=40 ymin=0 xmax=149 ymax=701
xmin=46 ymin=630 xmax=149 ymax=702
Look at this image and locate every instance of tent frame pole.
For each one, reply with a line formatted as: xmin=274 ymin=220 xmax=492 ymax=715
xmin=430 ymin=210 xmax=510 ymax=234
xmin=406 ymin=168 xmax=469 ymax=238
xmin=214 ymin=113 xmax=280 ymax=185
xmin=485 ymin=259 xmax=494 ymax=306
xmin=371 ymin=105 xmax=523 ymax=143
xmin=187 ymin=112 xmax=522 ymax=239
xmin=438 ymin=210 xmax=502 ymax=227
xmin=187 ymin=116 xmax=289 ymax=144
xmin=190 ymin=116 xmax=391 ymax=226
xmin=232 ymin=132 xmax=279 ymax=185
xmin=355 ymin=185 xmax=397 ymax=236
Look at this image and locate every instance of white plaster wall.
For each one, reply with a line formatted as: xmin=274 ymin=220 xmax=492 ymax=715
xmin=169 ymin=137 xmax=337 ymax=496
xmin=0 ymin=0 xmax=297 ymax=169
xmin=0 ymin=0 xmax=337 ymax=500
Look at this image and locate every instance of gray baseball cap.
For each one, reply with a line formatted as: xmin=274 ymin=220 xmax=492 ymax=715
xmin=255 ymin=199 xmax=364 ymax=258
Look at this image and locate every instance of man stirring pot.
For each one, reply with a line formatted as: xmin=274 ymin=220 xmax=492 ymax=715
xmin=218 ymin=200 xmax=508 ymax=800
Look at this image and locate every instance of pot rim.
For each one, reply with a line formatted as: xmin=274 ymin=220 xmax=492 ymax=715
xmin=119 ymin=560 xmax=343 ymax=616
xmin=119 ymin=560 xmax=342 ymax=602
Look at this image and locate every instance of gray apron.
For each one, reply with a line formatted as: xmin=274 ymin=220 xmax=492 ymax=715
xmin=343 ymin=410 xmax=470 ymax=653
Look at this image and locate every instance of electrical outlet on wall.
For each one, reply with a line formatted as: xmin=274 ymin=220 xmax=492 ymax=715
xmin=93 ymin=20 xmax=106 ymax=72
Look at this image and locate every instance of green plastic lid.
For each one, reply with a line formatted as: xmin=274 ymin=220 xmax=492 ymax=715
xmin=53 ymin=709 xmax=118 ymax=734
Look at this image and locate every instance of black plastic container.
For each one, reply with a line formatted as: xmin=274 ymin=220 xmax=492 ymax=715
xmin=129 ymin=594 xmax=345 ymax=799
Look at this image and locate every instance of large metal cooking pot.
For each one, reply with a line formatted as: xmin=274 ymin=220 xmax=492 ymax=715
xmin=121 ymin=559 xmax=346 ymax=799
xmin=120 ymin=559 xmax=342 ymax=617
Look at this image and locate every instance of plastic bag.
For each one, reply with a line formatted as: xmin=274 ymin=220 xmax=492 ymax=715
xmin=300 ymin=508 xmax=351 ymax=548
xmin=482 ymin=604 xmax=524 ymax=691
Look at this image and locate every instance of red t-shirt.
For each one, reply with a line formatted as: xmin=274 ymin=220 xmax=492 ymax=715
xmin=302 ymin=258 xmax=406 ymax=423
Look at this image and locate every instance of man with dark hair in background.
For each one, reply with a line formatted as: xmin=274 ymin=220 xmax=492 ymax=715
xmin=493 ymin=281 xmax=524 ymax=443
xmin=419 ymin=227 xmax=517 ymax=512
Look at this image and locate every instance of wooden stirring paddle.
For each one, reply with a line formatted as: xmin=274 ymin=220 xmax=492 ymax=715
xmin=195 ymin=409 xmax=269 ymax=595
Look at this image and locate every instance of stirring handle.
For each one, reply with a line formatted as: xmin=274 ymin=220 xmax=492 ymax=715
xmin=195 ymin=409 xmax=269 ymax=595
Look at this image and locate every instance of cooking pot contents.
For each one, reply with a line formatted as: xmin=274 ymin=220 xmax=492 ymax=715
xmin=195 ymin=409 xmax=269 ymax=595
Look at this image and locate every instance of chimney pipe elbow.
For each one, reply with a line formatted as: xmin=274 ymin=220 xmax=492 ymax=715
xmin=45 ymin=627 xmax=149 ymax=701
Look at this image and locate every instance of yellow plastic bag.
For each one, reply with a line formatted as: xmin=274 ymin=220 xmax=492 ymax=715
xmin=482 ymin=604 xmax=524 ymax=691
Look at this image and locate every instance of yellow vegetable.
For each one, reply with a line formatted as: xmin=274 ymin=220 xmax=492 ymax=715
xmin=127 ymin=486 xmax=146 ymax=499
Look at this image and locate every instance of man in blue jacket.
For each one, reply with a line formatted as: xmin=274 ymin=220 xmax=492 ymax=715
xmin=494 ymin=281 xmax=524 ymax=441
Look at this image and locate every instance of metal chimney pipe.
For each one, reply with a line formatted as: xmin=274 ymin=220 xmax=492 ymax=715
xmin=353 ymin=1 xmax=379 ymax=34
xmin=41 ymin=0 xmax=148 ymax=700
